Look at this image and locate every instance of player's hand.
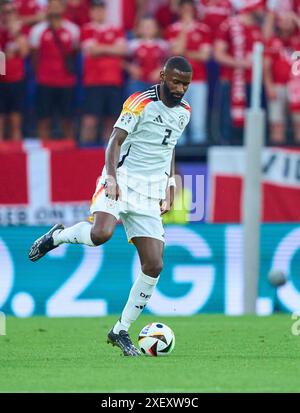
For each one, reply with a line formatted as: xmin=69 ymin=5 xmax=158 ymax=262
xmin=105 ymin=177 xmax=121 ymax=201
xmin=160 ymin=186 xmax=175 ymax=215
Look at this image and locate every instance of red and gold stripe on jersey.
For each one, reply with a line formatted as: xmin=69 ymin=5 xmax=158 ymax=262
xmin=121 ymin=91 xmax=155 ymax=116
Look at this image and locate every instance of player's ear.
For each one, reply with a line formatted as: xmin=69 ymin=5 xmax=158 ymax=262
xmin=159 ymin=70 xmax=165 ymax=82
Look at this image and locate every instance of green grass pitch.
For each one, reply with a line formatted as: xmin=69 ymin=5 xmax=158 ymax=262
xmin=1 ymin=315 xmax=299 ymax=393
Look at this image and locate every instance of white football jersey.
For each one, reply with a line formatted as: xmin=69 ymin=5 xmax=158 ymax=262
xmin=102 ymin=84 xmax=191 ymax=199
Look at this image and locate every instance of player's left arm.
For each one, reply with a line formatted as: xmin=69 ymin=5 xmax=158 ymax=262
xmin=160 ymin=149 xmax=176 ymax=216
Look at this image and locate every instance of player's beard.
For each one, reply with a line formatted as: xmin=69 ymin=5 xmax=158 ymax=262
xmin=162 ymin=82 xmax=183 ymax=107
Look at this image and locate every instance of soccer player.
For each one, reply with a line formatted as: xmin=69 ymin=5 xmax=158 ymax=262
xmin=28 ymin=56 xmax=192 ymax=356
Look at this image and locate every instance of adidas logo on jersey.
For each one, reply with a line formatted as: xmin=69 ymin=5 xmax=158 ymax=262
xmin=153 ymin=115 xmax=163 ymax=124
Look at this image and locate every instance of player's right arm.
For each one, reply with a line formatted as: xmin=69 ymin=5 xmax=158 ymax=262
xmin=105 ymin=127 xmax=128 ymax=201
xmin=104 ymin=92 xmax=148 ymax=200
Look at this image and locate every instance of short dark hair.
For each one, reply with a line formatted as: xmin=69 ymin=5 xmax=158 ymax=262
xmin=164 ymin=56 xmax=193 ymax=74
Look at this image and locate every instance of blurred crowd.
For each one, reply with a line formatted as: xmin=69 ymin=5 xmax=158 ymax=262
xmin=1 ymin=0 xmax=300 ymax=147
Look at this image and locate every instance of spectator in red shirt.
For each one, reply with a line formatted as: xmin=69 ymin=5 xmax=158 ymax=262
xmin=154 ymin=0 xmax=180 ymax=33
xmin=80 ymin=0 xmax=127 ymax=145
xmin=214 ymin=0 xmax=264 ymax=143
xmin=198 ymin=0 xmax=234 ymax=40
xmin=264 ymin=11 xmax=300 ymax=144
xmin=0 ymin=1 xmax=29 ymax=141
xmin=165 ymin=0 xmax=212 ymax=144
xmin=64 ymin=0 xmax=90 ymax=28
xmin=14 ymin=0 xmax=45 ymax=35
xmin=29 ymin=0 xmax=80 ymax=141
xmin=126 ymin=16 xmax=169 ymax=97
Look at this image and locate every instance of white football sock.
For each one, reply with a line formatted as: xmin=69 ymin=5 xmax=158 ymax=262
xmin=113 ymin=271 xmax=159 ymax=334
xmin=53 ymin=222 xmax=96 ymax=247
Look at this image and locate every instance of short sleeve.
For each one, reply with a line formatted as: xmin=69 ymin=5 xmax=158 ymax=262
xmin=29 ymin=22 xmax=47 ymax=48
xmin=114 ymin=95 xmax=141 ymax=134
xmin=114 ymin=92 xmax=151 ymax=134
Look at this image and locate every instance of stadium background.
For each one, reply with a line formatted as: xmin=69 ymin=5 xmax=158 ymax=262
xmin=1 ymin=0 xmax=300 ymax=320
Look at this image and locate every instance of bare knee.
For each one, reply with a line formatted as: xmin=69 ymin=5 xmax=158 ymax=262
xmin=91 ymin=226 xmax=113 ymax=246
xmin=142 ymin=260 xmax=163 ymax=278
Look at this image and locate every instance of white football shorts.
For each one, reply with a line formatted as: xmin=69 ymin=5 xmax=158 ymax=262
xmin=89 ymin=180 xmax=165 ymax=243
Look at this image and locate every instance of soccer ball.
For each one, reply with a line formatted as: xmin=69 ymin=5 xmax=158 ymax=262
xmin=138 ymin=322 xmax=175 ymax=356
xmin=268 ymin=270 xmax=287 ymax=287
